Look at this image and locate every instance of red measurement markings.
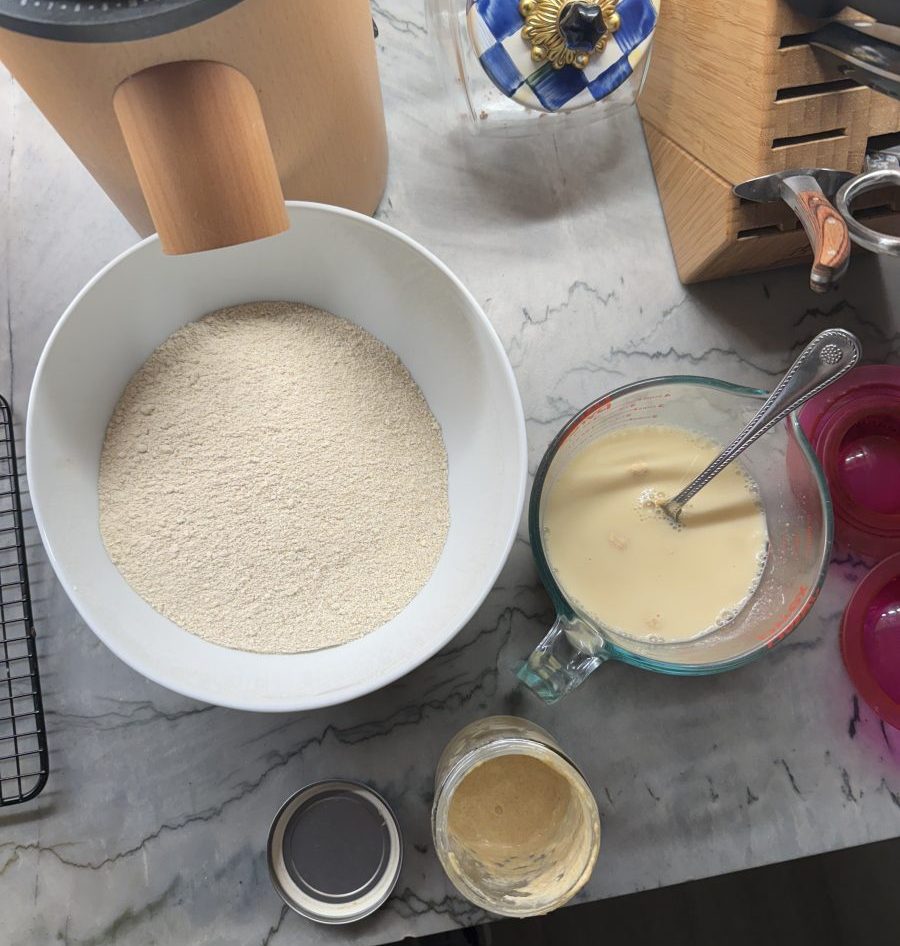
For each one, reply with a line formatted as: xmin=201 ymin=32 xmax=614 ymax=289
xmin=559 ymin=398 xmax=612 ymax=446
xmin=762 ymin=584 xmax=811 ymax=647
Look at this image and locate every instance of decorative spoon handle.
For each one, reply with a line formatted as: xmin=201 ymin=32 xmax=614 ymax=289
xmin=662 ymin=329 xmax=861 ymax=521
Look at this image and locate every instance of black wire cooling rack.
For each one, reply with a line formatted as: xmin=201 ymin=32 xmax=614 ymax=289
xmin=0 ymin=394 xmax=48 ymax=806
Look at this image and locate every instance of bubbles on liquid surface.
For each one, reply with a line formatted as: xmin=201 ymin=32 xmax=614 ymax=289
xmin=636 ymin=487 xmax=683 ymax=530
xmin=637 ymin=488 xmax=664 ymax=509
xmin=715 ymin=609 xmax=737 ymax=628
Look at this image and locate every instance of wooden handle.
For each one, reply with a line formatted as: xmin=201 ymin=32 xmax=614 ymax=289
xmin=790 ymin=190 xmax=851 ymax=294
xmin=113 ymin=60 xmax=289 ymax=255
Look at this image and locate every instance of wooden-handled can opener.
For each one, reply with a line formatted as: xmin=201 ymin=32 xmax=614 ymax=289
xmin=733 ymin=169 xmax=854 ymax=293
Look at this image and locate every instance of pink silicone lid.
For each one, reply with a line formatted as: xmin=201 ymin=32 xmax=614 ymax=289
xmin=798 ymin=365 xmax=900 ymax=562
xmin=842 ymin=551 xmax=900 ymax=730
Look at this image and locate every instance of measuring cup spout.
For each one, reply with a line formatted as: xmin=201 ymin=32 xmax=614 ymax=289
xmin=517 ymin=615 xmax=609 ymax=704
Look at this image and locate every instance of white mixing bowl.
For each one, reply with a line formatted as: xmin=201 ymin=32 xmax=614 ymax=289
xmin=27 ymin=203 xmax=526 ymax=712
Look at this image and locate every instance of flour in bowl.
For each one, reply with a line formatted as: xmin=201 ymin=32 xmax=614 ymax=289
xmin=98 ymin=301 xmax=450 ymax=654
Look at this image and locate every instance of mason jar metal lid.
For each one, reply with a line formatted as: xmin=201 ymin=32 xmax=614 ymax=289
xmin=267 ymin=779 xmax=402 ymax=925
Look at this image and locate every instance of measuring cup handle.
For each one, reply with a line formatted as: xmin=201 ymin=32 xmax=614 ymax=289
xmin=517 ymin=615 xmax=608 ymax=704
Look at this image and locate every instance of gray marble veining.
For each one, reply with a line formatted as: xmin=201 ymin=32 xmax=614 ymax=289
xmin=2 ymin=3 xmax=900 ymax=944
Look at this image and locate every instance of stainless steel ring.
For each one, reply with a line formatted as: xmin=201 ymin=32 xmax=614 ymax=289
xmin=835 ymin=168 xmax=900 ymax=258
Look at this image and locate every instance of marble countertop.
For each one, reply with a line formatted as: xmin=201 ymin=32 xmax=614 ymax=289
xmin=3 ymin=3 xmax=900 ymax=944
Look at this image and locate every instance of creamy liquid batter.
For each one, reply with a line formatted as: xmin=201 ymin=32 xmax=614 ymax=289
xmin=448 ymin=754 xmax=572 ymax=856
xmin=543 ymin=424 xmax=768 ymax=643
xmin=446 ymin=753 xmax=596 ymax=907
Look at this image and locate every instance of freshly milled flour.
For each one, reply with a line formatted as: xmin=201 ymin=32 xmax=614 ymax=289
xmin=98 ymin=302 xmax=450 ymax=654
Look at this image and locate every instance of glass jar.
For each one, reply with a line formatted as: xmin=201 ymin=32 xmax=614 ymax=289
xmin=425 ymin=0 xmax=660 ymax=137
xmin=431 ymin=716 xmax=601 ymax=916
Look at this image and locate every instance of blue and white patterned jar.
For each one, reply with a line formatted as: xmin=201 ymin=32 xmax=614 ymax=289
xmin=427 ymin=0 xmax=660 ymax=135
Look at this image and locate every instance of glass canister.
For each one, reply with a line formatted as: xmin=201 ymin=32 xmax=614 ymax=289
xmin=432 ymin=716 xmax=601 ymax=916
xmin=426 ymin=0 xmax=660 ymax=136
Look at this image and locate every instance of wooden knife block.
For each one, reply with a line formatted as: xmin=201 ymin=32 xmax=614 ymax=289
xmin=637 ymin=0 xmax=900 ymax=283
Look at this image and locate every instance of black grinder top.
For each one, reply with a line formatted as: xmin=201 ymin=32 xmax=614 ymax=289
xmin=0 ymin=0 xmax=245 ymax=42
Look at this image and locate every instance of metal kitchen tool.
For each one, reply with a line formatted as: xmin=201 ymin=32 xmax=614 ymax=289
xmin=0 ymin=394 xmax=48 ymax=807
xmin=267 ymin=779 xmax=402 ymax=924
xmin=785 ymin=1 xmax=899 ymax=28
xmin=660 ymin=329 xmax=862 ymax=523
xmin=809 ymin=20 xmax=900 ymax=102
xmin=733 ymin=169 xmax=854 ymax=292
xmin=784 ymin=2 xmax=900 ymax=100
xmin=836 ymin=145 xmax=900 ymax=256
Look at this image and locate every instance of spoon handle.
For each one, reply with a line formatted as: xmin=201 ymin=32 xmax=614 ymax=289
xmin=665 ymin=329 xmax=861 ymax=519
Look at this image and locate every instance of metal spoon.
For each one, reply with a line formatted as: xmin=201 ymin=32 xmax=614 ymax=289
xmin=660 ymin=329 xmax=862 ymax=523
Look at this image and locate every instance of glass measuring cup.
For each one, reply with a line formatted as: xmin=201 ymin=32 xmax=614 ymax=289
xmin=519 ymin=376 xmax=833 ymax=704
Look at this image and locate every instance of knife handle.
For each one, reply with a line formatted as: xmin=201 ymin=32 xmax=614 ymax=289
xmin=785 ymin=190 xmax=851 ymax=293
